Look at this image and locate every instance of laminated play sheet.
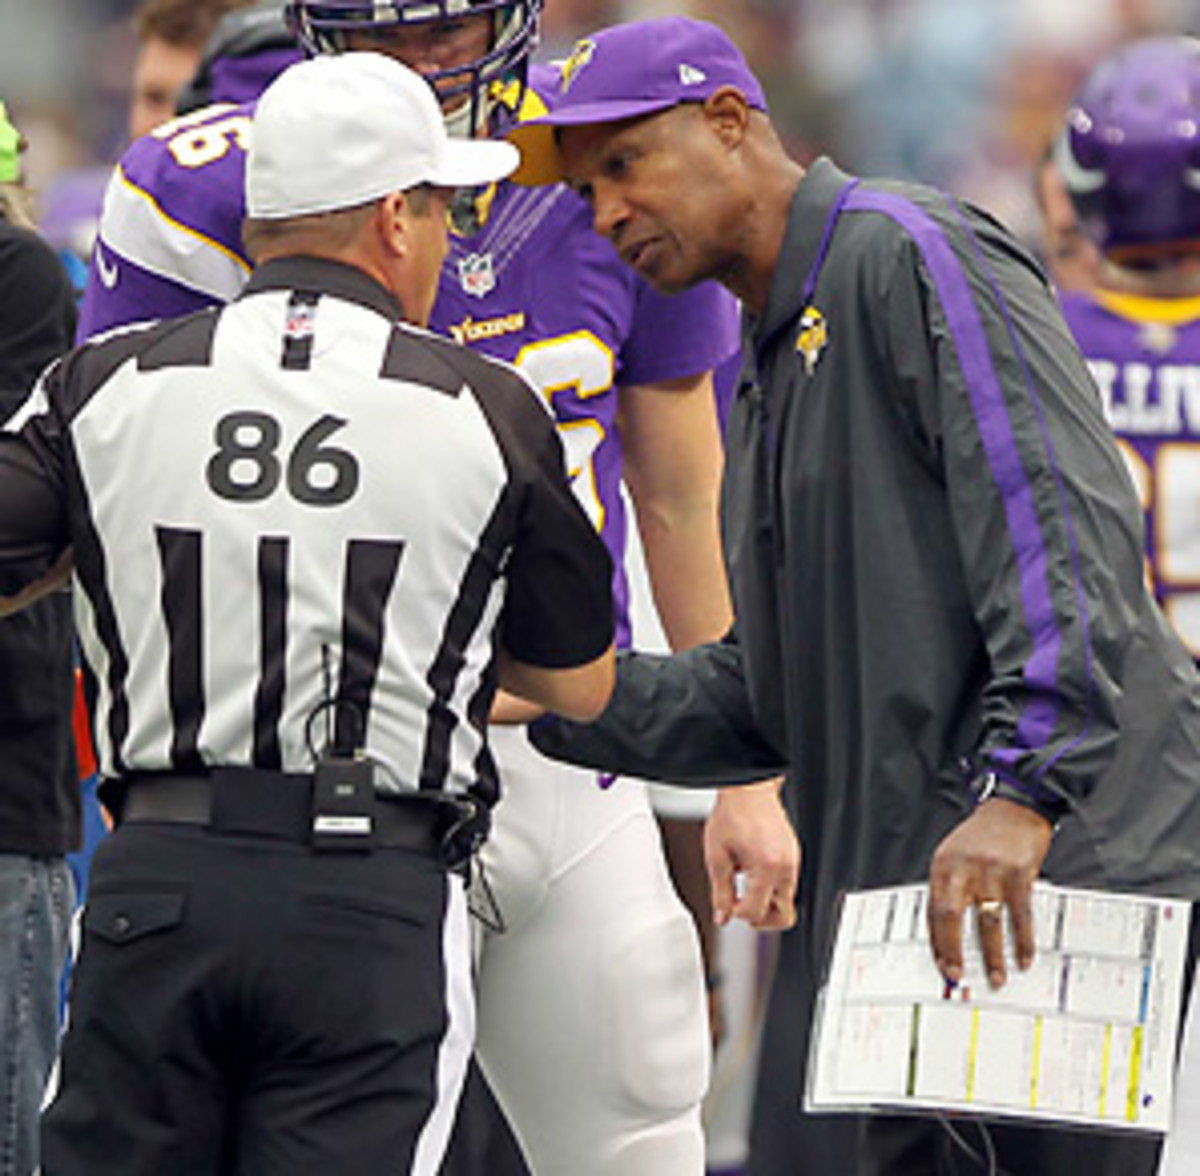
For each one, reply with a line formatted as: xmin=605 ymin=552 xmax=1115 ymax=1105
xmin=806 ymin=881 xmax=1190 ymax=1133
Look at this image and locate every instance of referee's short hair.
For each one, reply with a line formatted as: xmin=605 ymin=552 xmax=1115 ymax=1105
xmin=242 ymin=199 xmax=392 ymax=262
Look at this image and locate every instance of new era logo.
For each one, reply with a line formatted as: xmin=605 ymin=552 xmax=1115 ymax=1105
xmin=679 ymin=63 xmax=707 ymax=86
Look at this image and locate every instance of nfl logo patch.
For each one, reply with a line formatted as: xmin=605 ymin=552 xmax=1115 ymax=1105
xmin=458 ymin=253 xmax=496 ymax=298
xmin=286 ymin=303 xmax=316 ymax=338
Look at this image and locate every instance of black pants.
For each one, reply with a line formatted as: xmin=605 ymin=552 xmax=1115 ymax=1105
xmin=42 ymin=823 xmax=472 ymax=1175
xmin=438 ymin=1062 xmax=530 ymax=1176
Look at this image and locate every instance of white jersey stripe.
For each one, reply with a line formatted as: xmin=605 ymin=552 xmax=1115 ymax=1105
xmin=100 ymin=165 xmax=251 ymax=303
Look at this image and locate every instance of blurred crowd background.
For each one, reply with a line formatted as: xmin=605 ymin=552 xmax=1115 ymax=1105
xmin=4 ymin=0 xmax=1200 ymax=286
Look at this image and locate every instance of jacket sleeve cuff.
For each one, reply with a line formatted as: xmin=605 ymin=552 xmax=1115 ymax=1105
xmin=972 ymin=770 xmax=1070 ymax=828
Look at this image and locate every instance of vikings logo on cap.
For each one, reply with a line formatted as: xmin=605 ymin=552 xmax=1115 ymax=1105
xmin=558 ymin=38 xmax=596 ymax=93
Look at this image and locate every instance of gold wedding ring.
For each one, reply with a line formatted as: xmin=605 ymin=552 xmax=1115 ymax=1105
xmin=977 ymin=899 xmax=1004 ymax=920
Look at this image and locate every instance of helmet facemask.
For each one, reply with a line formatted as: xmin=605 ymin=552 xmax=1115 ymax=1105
xmin=285 ymin=0 xmax=541 ymax=139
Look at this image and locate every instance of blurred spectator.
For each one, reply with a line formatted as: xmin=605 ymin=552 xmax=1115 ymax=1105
xmin=173 ymin=0 xmax=301 ymax=115
xmin=1031 ymin=146 xmax=1101 ymax=293
xmin=0 ymin=98 xmax=80 ymax=1176
xmin=129 ymin=0 xmax=236 ymax=138
xmin=3 ymin=0 xmax=1199 ymax=214
xmin=539 ymin=0 xmax=622 ymax=56
xmin=37 ymin=166 xmax=111 ymax=303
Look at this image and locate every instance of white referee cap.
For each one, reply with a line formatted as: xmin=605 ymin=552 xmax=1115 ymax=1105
xmin=246 ymin=52 xmax=519 ymax=219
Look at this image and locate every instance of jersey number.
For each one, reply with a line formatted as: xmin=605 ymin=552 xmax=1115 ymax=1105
xmin=1118 ymin=438 xmax=1200 ymax=657
xmin=207 ymin=411 xmax=360 ymax=506
xmin=514 ymin=330 xmax=614 ymax=531
xmin=152 ymin=105 xmax=252 ymax=170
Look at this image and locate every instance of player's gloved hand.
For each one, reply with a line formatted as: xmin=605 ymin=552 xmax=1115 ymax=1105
xmin=927 ymin=797 xmax=1053 ymax=990
xmin=704 ymin=779 xmax=799 ymax=931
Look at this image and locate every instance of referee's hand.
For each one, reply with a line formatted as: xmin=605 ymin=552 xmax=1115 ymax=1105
xmin=489 ymin=689 xmax=546 ymax=726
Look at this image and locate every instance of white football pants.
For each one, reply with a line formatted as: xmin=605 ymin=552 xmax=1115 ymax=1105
xmin=471 ymin=725 xmax=710 ymax=1175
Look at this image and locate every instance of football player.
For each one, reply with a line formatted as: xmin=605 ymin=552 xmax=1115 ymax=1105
xmin=1031 ymin=146 xmax=1099 ymax=294
xmin=1056 ymin=36 xmax=1200 ymax=662
xmin=78 ymin=3 xmax=800 ymax=1173
xmin=130 ymin=0 xmax=235 ymax=139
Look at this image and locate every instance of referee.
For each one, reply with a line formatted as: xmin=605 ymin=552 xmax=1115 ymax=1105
xmin=2 ymin=53 xmax=616 ymax=1175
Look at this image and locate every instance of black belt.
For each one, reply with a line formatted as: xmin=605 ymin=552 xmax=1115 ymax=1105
xmin=106 ymin=767 xmax=485 ymax=869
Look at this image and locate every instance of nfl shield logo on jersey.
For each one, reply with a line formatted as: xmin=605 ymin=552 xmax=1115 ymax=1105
xmin=458 ymin=253 xmax=497 ymax=298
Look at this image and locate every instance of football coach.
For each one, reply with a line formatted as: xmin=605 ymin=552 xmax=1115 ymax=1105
xmin=516 ymin=16 xmax=1200 ymax=1176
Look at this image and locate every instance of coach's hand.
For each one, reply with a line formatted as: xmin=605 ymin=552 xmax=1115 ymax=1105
xmin=927 ymin=798 xmax=1053 ymax=990
xmin=705 ymin=779 xmax=799 ymax=931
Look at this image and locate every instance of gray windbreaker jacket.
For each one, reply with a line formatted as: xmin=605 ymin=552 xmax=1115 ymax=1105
xmin=535 ymin=158 xmax=1200 ymax=959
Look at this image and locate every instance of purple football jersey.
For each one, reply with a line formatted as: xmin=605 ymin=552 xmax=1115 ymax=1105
xmin=435 ymin=94 xmax=738 ymax=637
xmin=1060 ymin=287 xmax=1200 ymax=655
xmin=80 ymin=74 xmax=742 ymax=643
xmin=78 ymin=102 xmax=256 ymax=341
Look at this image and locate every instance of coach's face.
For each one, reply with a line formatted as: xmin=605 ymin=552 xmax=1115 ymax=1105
xmin=558 ymin=92 xmax=751 ymax=295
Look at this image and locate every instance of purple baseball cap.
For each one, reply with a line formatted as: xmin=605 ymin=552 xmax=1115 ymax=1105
xmin=507 ymin=16 xmax=767 ymax=186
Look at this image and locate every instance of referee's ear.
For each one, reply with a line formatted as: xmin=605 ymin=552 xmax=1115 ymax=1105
xmin=375 ymin=191 xmax=410 ymax=261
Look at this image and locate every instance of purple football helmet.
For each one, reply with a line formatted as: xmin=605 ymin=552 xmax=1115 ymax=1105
xmin=1059 ymin=36 xmax=1200 ymax=259
xmin=284 ymin=0 xmax=542 ymax=136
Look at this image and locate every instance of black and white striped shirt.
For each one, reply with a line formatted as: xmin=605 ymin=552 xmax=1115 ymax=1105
xmin=0 ymin=257 xmax=613 ymax=807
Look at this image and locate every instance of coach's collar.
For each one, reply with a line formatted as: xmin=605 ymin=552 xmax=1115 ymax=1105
xmin=750 ymin=157 xmax=856 ymax=356
xmin=243 ymin=256 xmax=404 ymax=322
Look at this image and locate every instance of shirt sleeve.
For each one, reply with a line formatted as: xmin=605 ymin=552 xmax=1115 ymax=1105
xmin=883 ymin=209 xmax=1153 ymax=816
xmin=619 ymin=277 xmax=742 ymax=387
xmin=0 ymin=361 xmax=69 ymax=593
xmin=530 ymin=635 xmax=786 ymax=785
xmin=78 ymin=241 xmax=225 ymax=341
xmin=0 ymin=227 xmax=77 ymax=419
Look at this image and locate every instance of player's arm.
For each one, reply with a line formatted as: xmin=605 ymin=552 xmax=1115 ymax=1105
xmin=499 ymin=381 xmax=619 ymax=726
xmin=619 ymin=371 xmax=729 ymax=649
xmin=622 ymin=370 xmax=732 ymax=1000
xmin=622 ymin=373 xmax=799 ymax=939
xmin=79 ymin=232 xmax=229 ymax=340
xmin=622 ymin=371 xmax=731 ymax=1000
